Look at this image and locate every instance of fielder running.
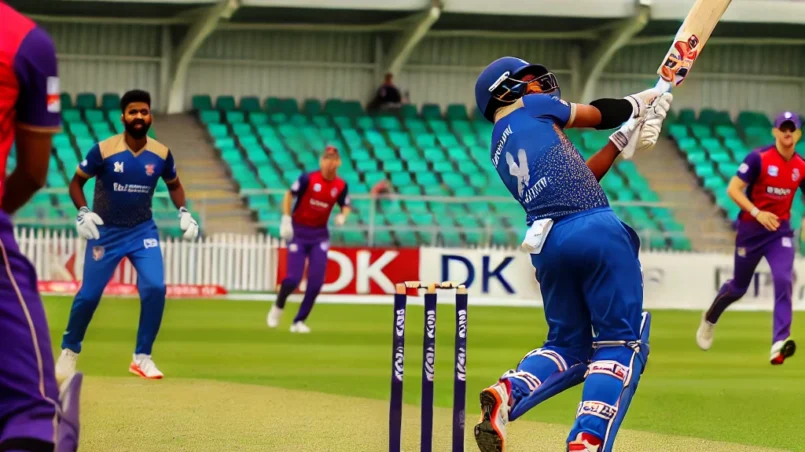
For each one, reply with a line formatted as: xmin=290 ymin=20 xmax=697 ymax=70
xmin=697 ymin=112 xmax=805 ymax=365
xmin=472 ymin=57 xmax=672 ymax=452
xmin=0 ymin=3 xmax=81 ymax=451
xmin=55 ymin=90 xmax=199 ymax=381
xmin=267 ymin=145 xmax=350 ymax=333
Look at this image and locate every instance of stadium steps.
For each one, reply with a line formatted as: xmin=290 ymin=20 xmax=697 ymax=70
xmin=153 ymin=114 xmax=258 ymax=235
xmin=631 ymin=137 xmax=735 ymax=252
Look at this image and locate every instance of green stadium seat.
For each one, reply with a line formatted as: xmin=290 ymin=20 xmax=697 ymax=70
xmin=226 ymin=111 xmax=245 ymax=123
xmin=76 ymin=93 xmax=97 ymax=109
xmin=199 ymin=110 xmax=220 ymax=124
xmin=690 ymin=124 xmax=712 ymax=139
xmin=678 ymin=109 xmax=696 ymax=124
xmin=446 ymin=104 xmax=468 ymax=120
xmin=85 ymin=109 xmax=105 ymax=123
xmin=302 ymin=99 xmax=322 ymax=116
xmin=192 ymin=95 xmax=213 ymax=111
xmin=421 ymin=104 xmax=442 ymax=119
xmin=60 ymin=93 xmax=73 ymax=110
xmin=101 ymin=93 xmax=120 ymax=111
xmin=249 ymin=112 xmax=268 ymax=125
xmin=216 ymin=95 xmax=237 ymax=111
xmin=238 ymin=96 xmax=260 ymax=112
xmin=62 ymin=109 xmax=82 ymax=123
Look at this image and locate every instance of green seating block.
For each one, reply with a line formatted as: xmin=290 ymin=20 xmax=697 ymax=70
xmin=216 ymin=95 xmax=237 ymax=111
xmin=76 ymin=93 xmax=97 ymax=109
xmin=446 ymin=104 xmax=468 ymax=120
xmin=199 ymin=110 xmax=220 ymax=124
xmin=101 ymin=93 xmax=120 ymax=111
xmin=226 ymin=111 xmax=245 ymax=123
xmin=421 ymin=104 xmax=442 ymax=119
xmin=60 ymin=93 xmax=73 ymax=110
xmin=240 ymin=96 xmax=261 ymax=112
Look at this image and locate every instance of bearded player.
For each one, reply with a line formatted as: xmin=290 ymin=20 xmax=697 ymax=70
xmin=472 ymin=57 xmax=673 ymax=452
xmin=0 ymin=3 xmax=82 ymax=451
xmin=267 ymin=145 xmax=350 ymax=333
xmin=55 ymin=90 xmax=200 ymax=381
xmin=697 ymin=112 xmax=805 ymax=365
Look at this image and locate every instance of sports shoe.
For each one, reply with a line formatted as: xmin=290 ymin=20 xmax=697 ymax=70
xmin=56 ymin=349 xmax=79 ymax=384
xmin=290 ymin=321 xmax=311 ymax=334
xmin=267 ymin=305 xmax=283 ymax=328
xmin=129 ymin=354 xmax=164 ymax=379
xmin=568 ymin=433 xmax=602 ymax=451
xmin=770 ymin=338 xmax=796 ymax=365
xmin=474 ymin=380 xmax=510 ymax=452
xmin=56 ymin=372 xmax=83 ymax=452
xmin=696 ymin=312 xmax=715 ymax=351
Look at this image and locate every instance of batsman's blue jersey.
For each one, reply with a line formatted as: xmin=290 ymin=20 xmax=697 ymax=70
xmin=77 ymin=134 xmax=177 ymax=228
xmin=490 ymin=94 xmax=609 ymax=225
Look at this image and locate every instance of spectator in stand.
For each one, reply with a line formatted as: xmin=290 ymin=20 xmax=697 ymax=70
xmin=368 ymin=73 xmax=404 ymax=112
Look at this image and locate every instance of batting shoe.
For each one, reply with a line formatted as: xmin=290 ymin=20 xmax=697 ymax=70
xmin=474 ymin=380 xmax=510 ymax=452
xmin=55 ymin=349 xmax=79 ymax=384
xmin=267 ymin=305 xmax=283 ymax=328
xmin=290 ymin=321 xmax=311 ymax=334
xmin=567 ymin=433 xmax=602 ymax=451
xmin=696 ymin=312 xmax=715 ymax=351
xmin=129 ymin=354 xmax=164 ymax=379
xmin=770 ymin=338 xmax=796 ymax=365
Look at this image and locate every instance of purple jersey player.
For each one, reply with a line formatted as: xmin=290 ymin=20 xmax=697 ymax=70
xmin=698 ymin=112 xmax=805 ymax=365
xmin=0 ymin=3 xmax=81 ymax=451
xmin=267 ymin=145 xmax=351 ymax=333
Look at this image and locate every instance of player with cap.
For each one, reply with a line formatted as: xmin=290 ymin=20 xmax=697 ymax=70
xmin=0 ymin=2 xmax=82 ymax=451
xmin=697 ymin=111 xmax=805 ymax=365
xmin=267 ymin=145 xmax=350 ymax=333
xmin=471 ymin=56 xmax=673 ymax=452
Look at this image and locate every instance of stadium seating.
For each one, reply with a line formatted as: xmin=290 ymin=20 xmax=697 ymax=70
xmin=668 ymin=108 xmax=805 ymax=237
xmin=18 ymin=92 xmax=192 ymax=237
xmin=196 ymin=94 xmax=690 ymax=250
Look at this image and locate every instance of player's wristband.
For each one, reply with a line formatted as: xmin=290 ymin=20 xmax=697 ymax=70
xmin=750 ymin=207 xmax=760 ymax=218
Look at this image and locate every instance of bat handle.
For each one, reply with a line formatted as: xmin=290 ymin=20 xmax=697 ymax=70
xmin=654 ymin=78 xmax=672 ymax=93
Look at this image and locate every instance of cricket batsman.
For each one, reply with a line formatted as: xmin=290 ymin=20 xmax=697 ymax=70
xmin=697 ymin=112 xmax=805 ymax=365
xmin=54 ymin=90 xmax=200 ymax=381
xmin=472 ymin=57 xmax=672 ymax=452
xmin=0 ymin=2 xmax=82 ymax=450
xmin=267 ymin=145 xmax=350 ymax=333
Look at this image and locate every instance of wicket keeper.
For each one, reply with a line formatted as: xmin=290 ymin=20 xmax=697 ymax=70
xmin=267 ymin=145 xmax=350 ymax=333
xmin=698 ymin=112 xmax=805 ymax=365
xmin=55 ymin=90 xmax=200 ymax=381
xmin=472 ymin=57 xmax=672 ymax=452
xmin=0 ymin=3 xmax=81 ymax=450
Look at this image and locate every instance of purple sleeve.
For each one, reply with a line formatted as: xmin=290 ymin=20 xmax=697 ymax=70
xmin=522 ymin=94 xmax=572 ymax=127
xmin=14 ymin=26 xmax=60 ymax=130
xmin=162 ymin=150 xmax=178 ymax=182
xmin=736 ymin=152 xmax=761 ymax=184
xmin=337 ymin=184 xmax=350 ymax=208
xmin=290 ymin=173 xmax=309 ymax=196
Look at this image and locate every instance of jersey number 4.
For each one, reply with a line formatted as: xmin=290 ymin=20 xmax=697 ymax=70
xmin=506 ymin=149 xmax=530 ymax=199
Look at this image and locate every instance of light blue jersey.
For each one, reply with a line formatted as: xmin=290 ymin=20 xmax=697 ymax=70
xmin=489 ymin=93 xmax=609 ymax=225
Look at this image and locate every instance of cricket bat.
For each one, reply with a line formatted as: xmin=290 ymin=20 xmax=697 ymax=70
xmin=655 ymin=0 xmax=733 ymax=92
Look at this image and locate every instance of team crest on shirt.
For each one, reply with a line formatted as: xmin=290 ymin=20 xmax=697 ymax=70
xmin=737 ymin=247 xmax=746 ymax=258
xmin=92 ymin=246 xmax=105 ymax=261
xmin=330 ymin=187 xmax=338 ymax=198
xmin=768 ymin=165 xmax=779 ymax=177
xmin=313 ymin=183 xmax=322 ymax=192
xmin=145 ymin=164 xmax=155 ymax=176
xmin=793 ymin=169 xmax=800 ymax=182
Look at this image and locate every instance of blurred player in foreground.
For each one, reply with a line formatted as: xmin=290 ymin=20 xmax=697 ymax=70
xmin=0 ymin=3 xmax=82 ymax=451
xmin=697 ymin=112 xmax=805 ymax=365
xmin=472 ymin=57 xmax=672 ymax=452
xmin=55 ymin=90 xmax=199 ymax=381
xmin=267 ymin=145 xmax=350 ymax=333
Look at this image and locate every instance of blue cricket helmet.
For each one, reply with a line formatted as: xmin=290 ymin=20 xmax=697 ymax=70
xmin=474 ymin=57 xmax=560 ymax=122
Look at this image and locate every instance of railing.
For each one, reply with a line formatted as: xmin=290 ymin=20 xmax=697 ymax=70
xmin=15 ymin=188 xmax=731 ymax=251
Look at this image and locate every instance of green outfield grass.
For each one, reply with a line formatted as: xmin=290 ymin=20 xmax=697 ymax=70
xmin=42 ymin=296 xmax=805 ymax=451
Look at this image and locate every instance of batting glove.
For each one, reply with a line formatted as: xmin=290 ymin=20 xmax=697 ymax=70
xmin=612 ymin=93 xmax=674 ymax=160
xmin=76 ymin=207 xmax=103 ymax=240
xmin=624 ymin=87 xmax=664 ymax=118
xmin=178 ymin=207 xmax=199 ymax=241
xmin=280 ymin=214 xmax=294 ymax=240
